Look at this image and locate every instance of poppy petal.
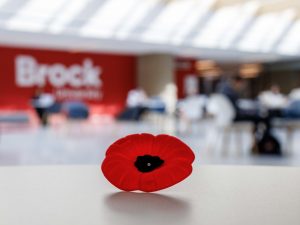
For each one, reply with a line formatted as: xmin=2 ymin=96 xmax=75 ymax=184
xmin=152 ymin=135 xmax=195 ymax=162
xmin=102 ymin=158 xmax=140 ymax=191
xmin=150 ymin=161 xmax=193 ymax=191
xmin=106 ymin=133 xmax=155 ymax=160
xmin=139 ymin=172 xmax=158 ymax=192
xmin=106 ymin=134 xmax=138 ymax=158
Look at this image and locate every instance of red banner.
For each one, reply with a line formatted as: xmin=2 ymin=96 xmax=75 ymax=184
xmin=0 ymin=45 xmax=136 ymax=115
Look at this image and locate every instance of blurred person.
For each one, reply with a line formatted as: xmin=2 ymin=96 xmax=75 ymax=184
xmin=217 ymin=75 xmax=268 ymax=125
xmin=289 ymin=84 xmax=300 ymax=101
xmin=161 ymin=83 xmax=177 ymax=115
xmin=282 ymin=100 xmax=300 ymax=119
xmin=31 ymin=88 xmax=55 ymax=126
xmin=259 ymin=84 xmax=288 ymax=110
xmin=217 ymin=75 xmax=244 ymax=112
xmin=281 ymin=84 xmax=300 ymax=118
xmin=126 ymin=88 xmax=148 ymax=108
xmin=217 ymin=75 xmax=281 ymax=154
xmin=117 ymin=88 xmax=148 ymax=121
xmin=177 ymin=89 xmax=206 ymax=134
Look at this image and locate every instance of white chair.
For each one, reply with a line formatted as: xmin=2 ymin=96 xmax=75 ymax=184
xmin=206 ymin=94 xmax=253 ymax=155
xmin=177 ymin=95 xmax=206 ymax=134
xmin=272 ymin=118 xmax=300 ymax=154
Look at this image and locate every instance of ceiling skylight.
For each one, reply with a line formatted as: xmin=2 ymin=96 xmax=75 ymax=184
xmin=193 ymin=4 xmax=241 ymax=48
xmin=80 ymin=0 xmax=140 ymax=38
xmin=48 ymin=0 xmax=90 ymax=34
xmin=237 ymin=9 xmax=295 ymax=52
xmin=6 ymin=0 xmax=67 ymax=32
xmin=170 ymin=0 xmax=216 ymax=45
xmin=141 ymin=0 xmax=195 ymax=43
xmin=219 ymin=1 xmax=260 ymax=49
xmin=115 ymin=0 xmax=160 ymax=40
xmin=277 ymin=19 xmax=300 ymax=55
xmin=261 ymin=9 xmax=295 ymax=52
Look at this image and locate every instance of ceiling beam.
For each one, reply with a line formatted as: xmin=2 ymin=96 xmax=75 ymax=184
xmin=261 ymin=0 xmax=300 ymax=13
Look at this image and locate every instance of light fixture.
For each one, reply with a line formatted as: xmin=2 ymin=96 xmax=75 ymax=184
xmin=195 ymin=60 xmax=216 ymax=70
xmin=201 ymin=68 xmax=222 ymax=78
xmin=195 ymin=60 xmax=221 ymax=78
xmin=239 ymin=63 xmax=262 ymax=78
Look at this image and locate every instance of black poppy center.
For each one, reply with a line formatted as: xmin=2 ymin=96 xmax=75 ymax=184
xmin=134 ymin=155 xmax=164 ymax=173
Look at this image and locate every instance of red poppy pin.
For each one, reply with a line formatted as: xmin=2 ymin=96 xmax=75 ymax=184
xmin=101 ymin=133 xmax=195 ymax=192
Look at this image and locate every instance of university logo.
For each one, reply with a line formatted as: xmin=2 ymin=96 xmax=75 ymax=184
xmin=15 ymin=55 xmax=102 ymax=88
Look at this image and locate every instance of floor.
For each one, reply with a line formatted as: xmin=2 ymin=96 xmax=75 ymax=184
xmin=0 ymin=116 xmax=300 ymax=167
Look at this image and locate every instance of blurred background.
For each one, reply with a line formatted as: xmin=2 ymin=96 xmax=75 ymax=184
xmin=1 ymin=0 xmax=300 ymax=166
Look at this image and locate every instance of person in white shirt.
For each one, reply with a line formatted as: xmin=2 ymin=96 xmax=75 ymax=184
xmin=31 ymin=88 xmax=55 ymax=126
xmin=126 ymin=88 xmax=148 ymax=108
xmin=117 ymin=88 xmax=148 ymax=121
xmin=259 ymin=84 xmax=288 ymax=109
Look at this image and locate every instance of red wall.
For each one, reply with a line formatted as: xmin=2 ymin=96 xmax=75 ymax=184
xmin=0 ymin=45 xmax=136 ymax=115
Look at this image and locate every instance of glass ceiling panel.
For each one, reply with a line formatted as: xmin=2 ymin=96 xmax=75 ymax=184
xmin=260 ymin=9 xmax=295 ymax=52
xmin=237 ymin=10 xmax=294 ymax=52
xmin=237 ymin=12 xmax=278 ymax=52
xmin=115 ymin=0 xmax=160 ymax=39
xmin=0 ymin=0 xmax=8 ymax=9
xmin=193 ymin=4 xmax=241 ymax=48
xmin=219 ymin=1 xmax=259 ymax=49
xmin=80 ymin=0 xmax=140 ymax=38
xmin=0 ymin=0 xmax=298 ymax=58
xmin=141 ymin=0 xmax=195 ymax=43
xmin=48 ymin=0 xmax=90 ymax=34
xmin=6 ymin=0 xmax=67 ymax=31
xmin=170 ymin=0 xmax=216 ymax=45
xmin=277 ymin=19 xmax=300 ymax=55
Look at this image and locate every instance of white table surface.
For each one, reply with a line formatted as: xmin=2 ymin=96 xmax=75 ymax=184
xmin=0 ymin=165 xmax=299 ymax=225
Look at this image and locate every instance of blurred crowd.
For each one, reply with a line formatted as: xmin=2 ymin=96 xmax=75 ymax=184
xmin=30 ymin=75 xmax=300 ymax=155
xmin=118 ymin=76 xmax=300 ymax=123
xmin=113 ymin=75 xmax=300 ymax=155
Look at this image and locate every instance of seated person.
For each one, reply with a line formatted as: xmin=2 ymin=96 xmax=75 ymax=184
xmin=31 ymin=88 xmax=55 ymax=126
xmin=217 ymin=75 xmax=270 ymax=131
xmin=282 ymin=100 xmax=300 ymax=119
xmin=289 ymin=85 xmax=300 ymax=101
xmin=259 ymin=84 xmax=288 ymax=110
xmin=117 ymin=88 xmax=148 ymax=121
xmin=218 ymin=76 xmax=282 ymax=154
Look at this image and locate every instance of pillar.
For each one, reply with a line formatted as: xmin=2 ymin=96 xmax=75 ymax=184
xmin=137 ymin=54 xmax=177 ymax=114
